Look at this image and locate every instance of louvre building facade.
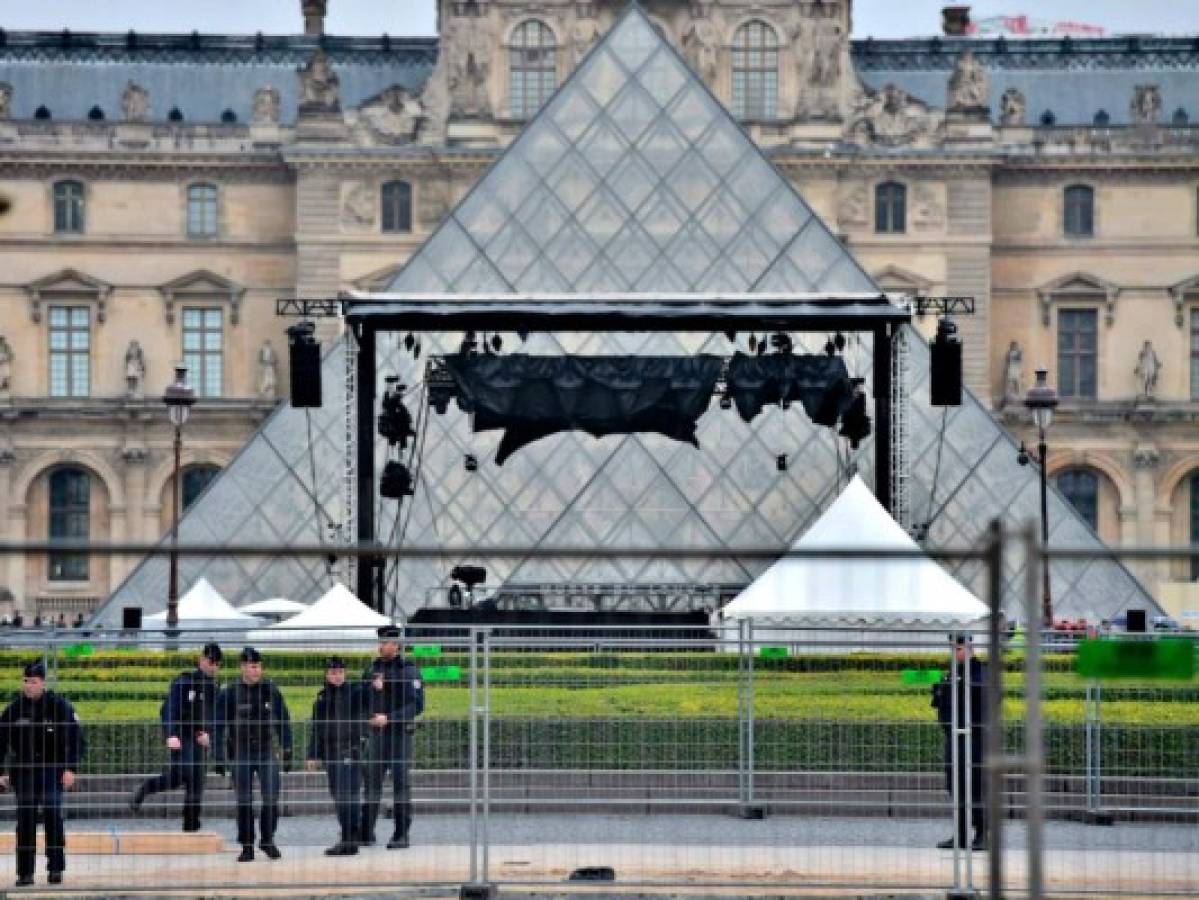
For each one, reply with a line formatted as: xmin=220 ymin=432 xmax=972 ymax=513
xmin=2 ymin=1 xmax=1198 ymax=625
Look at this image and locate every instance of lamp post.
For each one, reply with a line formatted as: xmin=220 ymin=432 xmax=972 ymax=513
xmin=163 ymin=364 xmax=196 ymax=635
xmin=1022 ymin=368 xmax=1059 ymax=628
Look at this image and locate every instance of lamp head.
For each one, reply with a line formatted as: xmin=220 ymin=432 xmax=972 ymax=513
xmin=1024 ymin=368 xmax=1058 ymax=436
xmin=163 ymin=364 xmax=197 ymax=428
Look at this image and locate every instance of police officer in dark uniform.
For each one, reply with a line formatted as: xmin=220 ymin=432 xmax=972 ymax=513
xmin=306 ymin=657 xmax=369 ymax=856
xmin=213 ymin=647 xmax=292 ymax=862
xmin=360 ymin=625 xmax=424 ymax=849
xmin=932 ymin=635 xmax=988 ymax=851
xmin=0 ymin=661 xmax=84 ymax=887
xmin=129 ymin=642 xmax=222 ymax=830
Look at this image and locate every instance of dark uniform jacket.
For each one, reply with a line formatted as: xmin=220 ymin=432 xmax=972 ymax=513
xmin=213 ymin=680 xmax=292 ymax=759
xmin=306 ymin=682 xmax=369 ymax=762
xmin=363 ymin=657 xmax=425 ymax=727
xmin=0 ymin=691 xmax=84 ymax=778
xmin=161 ymin=667 xmax=218 ymax=743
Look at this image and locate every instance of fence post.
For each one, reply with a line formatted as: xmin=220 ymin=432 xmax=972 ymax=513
xmin=460 ymin=627 xmax=496 ymax=899
xmin=1084 ymin=682 xmax=1113 ymax=826
xmin=738 ymin=619 xmax=764 ymax=819
xmin=984 ymin=519 xmax=1005 ymax=900
xmin=1023 ymin=524 xmax=1045 ymax=900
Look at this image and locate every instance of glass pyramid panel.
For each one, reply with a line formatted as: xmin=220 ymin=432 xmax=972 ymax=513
xmin=98 ymin=6 xmax=1157 ymax=627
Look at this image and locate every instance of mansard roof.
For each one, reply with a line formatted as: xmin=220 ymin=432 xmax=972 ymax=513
xmin=852 ymin=36 xmax=1199 ymax=126
xmin=0 ymin=30 xmax=436 ymax=124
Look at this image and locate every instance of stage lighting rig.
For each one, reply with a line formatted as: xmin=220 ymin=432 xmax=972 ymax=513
xmin=380 ymin=460 xmax=415 ymax=498
xmin=378 ymin=376 xmax=415 ymax=448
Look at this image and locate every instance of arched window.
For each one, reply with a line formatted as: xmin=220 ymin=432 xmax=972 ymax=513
xmin=48 ymin=468 xmax=90 ymax=581
xmin=182 ymin=465 xmax=220 ymax=512
xmin=186 ymin=183 xmax=219 ymax=238
xmin=1064 ymin=184 xmax=1094 ymax=238
xmin=1057 ymin=469 xmax=1099 ymax=533
xmin=53 ymin=180 xmax=85 ymax=234
xmin=732 ymin=20 xmax=778 ymax=120
xmin=875 ymin=181 xmax=907 ymax=234
xmin=510 ymin=20 xmax=557 ymax=119
xmin=381 ymin=180 xmax=413 ymax=234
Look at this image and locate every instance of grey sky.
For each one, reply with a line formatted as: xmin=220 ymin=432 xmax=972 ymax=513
xmin=1 ymin=1 xmax=1196 ymax=38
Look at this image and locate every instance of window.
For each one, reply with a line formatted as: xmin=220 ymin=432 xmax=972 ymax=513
xmin=1058 ymin=308 xmax=1098 ymax=399
xmin=381 ymin=180 xmax=413 ymax=234
xmin=1192 ymin=310 xmax=1199 ymax=400
xmin=510 ymin=20 xmax=557 ymax=119
xmin=186 ymin=183 xmax=218 ymax=238
xmin=1064 ymin=184 xmax=1094 ymax=238
xmin=53 ymin=180 xmax=85 ymax=234
xmin=182 ymin=465 xmax=220 ymax=511
xmin=732 ymin=20 xmax=778 ymax=120
xmin=182 ymin=308 xmax=223 ymax=398
xmin=49 ymin=468 xmax=89 ymax=581
xmin=1192 ymin=472 xmax=1199 ymax=581
xmin=48 ymin=306 xmax=90 ymax=398
xmin=875 ymin=182 xmax=907 ymax=234
xmin=1056 ymin=469 xmax=1099 ymax=533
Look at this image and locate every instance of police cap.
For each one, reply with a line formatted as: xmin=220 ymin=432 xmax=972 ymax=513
xmin=239 ymin=646 xmax=263 ymax=663
xmin=201 ymin=642 xmax=223 ymax=663
xmin=377 ymin=625 xmax=401 ymax=640
xmin=325 ymin=656 xmax=346 ymax=670
xmin=23 ymin=661 xmax=46 ymax=680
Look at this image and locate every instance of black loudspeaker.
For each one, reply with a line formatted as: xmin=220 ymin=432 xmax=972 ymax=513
xmin=1126 ymin=609 xmax=1146 ymax=633
xmin=121 ymin=607 xmax=143 ymax=630
xmin=930 ymin=319 xmax=962 ymax=407
xmin=288 ymin=323 xmax=322 ymax=408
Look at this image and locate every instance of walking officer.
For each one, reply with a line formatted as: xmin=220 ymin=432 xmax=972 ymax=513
xmin=360 ymin=625 xmax=424 ymax=849
xmin=932 ymin=634 xmax=988 ymax=851
xmin=213 ymin=647 xmax=292 ymax=862
xmin=0 ymin=661 xmax=84 ymax=887
xmin=129 ymin=642 xmax=222 ymax=830
xmin=306 ymin=657 xmax=369 ymax=856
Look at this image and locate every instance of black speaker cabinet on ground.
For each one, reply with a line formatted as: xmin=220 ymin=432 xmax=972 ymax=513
xmin=930 ymin=319 xmax=962 ymax=407
xmin=1126 ymin=609 xmax=1146 ymax=633
xmin=121 ymin=607 xmax=143 ymax=630
xmin=288 ymin=323 xmax=322 ymax=408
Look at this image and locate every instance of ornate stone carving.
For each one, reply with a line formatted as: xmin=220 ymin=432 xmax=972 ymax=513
xmin=847 ymin=84 xmax=942 ymax=147
xmin=121 ymin=81 xmax=150 ymax=122
xmin=681 ymin=18 xmax=718 ymax=84
xmin=1130 ymin=84 xmax=1161 ymax=126
xmin=1002 ymin=340 xmax=1023 ymax=406
xmin=1132 ymin=443 xmax=1160 ymax=470
xmin=1000 ymin=88 xmax=1026 ymax=126
xmin=793 ymin=15 xmax=848 ymax=120
xmin=1134 ymin=340 xmax=1161 ymax=399
xmin=258 ymin=340 xmax=278 ymax=400
xmin=446 ymin=15 xmax=492 ymax=118
xmin=298 ymin=49 xmax=341 ymax=112
xmin=571 ymin=16 xmax=601 ymax=69
xmin=341 ymin=182 xmax=376 ymax=231
xmin=124 ymin=340 xmax=146 ymax=399
xmin=837 ymin=182 xmax=868 ymax=230
xmin=911 ymin=184 xmax=945 ymax=230
xmin=418 ymin=178 xmax=452 ymax=229
xmin=0 ymin=335 xmax=12 ymax=400
xmin=0 ymin=82 xmax=13 ymax=120
xmin=252 ymin=86 xmax=281 ymax=124
xmin=947 ymin=50 xmax=989 ymax=114
xmin=356 ymin=85 xmax=426 ymax=145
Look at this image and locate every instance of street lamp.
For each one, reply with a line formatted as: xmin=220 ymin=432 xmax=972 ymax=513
xmin=163 ymin=364 xmax=196 ymax=635
xmin=1019 ymin=368 xmax=1059 ymax=628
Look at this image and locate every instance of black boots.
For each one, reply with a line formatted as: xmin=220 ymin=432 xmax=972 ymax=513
xmin=386 ymin=832 xmax=409 ymax=849
xmin=237 ymin=845 xmax=255 ymax=862
xmin=128 ymin=784 xmax=147 ymax=813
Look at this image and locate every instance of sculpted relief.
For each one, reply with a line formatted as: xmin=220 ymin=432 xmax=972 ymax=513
xmin=682 ymin=18 xmax=718 ymax=84
xmin=341 ymin=182 xmax=376 ymax=232
xmin=252 ymin=85 xmax=281 ymax=124
xmin=446 ymin=14 xmax=493 ymax=118
xmin=121 ymin=81 xmax=150 ymax=122
xmin=911 ymin=184 xmax=945 ymax=230
xmin=298 ymin=48 xmax=341 ymax=112
xmin=356 ymin=85 xmax=426 ymax=145
xmin=571 ymin=17 xmax=601 ymax=68
xmin=848 ymin=84 xmax=942 ymax=147
xmin=837 ymin=181 xmax=869 ymax=230
xmin=1000 ymin=88 xmax=1026 ymax=126
xmin=947 ymin=50 xmax=989 ymax=113
xmin=792 ymin=13 xmax=851 ymax=120
xmin=1131 ymin=84 xmax=1161 ymax=126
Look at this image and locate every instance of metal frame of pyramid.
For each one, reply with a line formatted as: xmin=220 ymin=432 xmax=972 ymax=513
xmin=94 ymin=5 xmax=1160 ymax=629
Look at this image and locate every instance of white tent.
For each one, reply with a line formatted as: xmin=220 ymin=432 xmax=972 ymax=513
xmin=238 ymin=598 xmax=309 ymax=623
xmin=719 ymin=476 xmax=988 ymax=646
xmin=143 ymin=577 xmax=262 ymax=633
xmin=248 ymin=583 xmax=391 ymax=647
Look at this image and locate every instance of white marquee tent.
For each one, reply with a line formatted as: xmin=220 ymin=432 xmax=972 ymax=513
xmin=248 ymin=582 xmax=392 ymax=647
xmin=719 ymin=476 xmax=989 ymax=646
xmin=142 ymin=577 xmax=262 ymax=634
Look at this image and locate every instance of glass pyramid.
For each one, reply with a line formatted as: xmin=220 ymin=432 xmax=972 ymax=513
xmin=96 ymin=7 xmax=1156 ymax=627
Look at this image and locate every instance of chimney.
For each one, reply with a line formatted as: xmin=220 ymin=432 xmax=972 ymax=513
xmin=302 ymin=0 xmax=328 ymax=37
xmin=942 ymin=6 xmax=971 ymax=36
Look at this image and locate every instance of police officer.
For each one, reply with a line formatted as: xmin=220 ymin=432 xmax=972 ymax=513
xmin=932 ymin=635 xmax=988 ymax=851
xmin=0 ymin=661 xmax=84 ymax=887
xmin=129 ymin=642 xmax=222 ymax=830
xmin=360 ymin=625 xmax=424 ymax=849
xmin=213 ymin=647 xmax=292 ymax=862
xmin=306 ymin=657 xmax=369 ymax=856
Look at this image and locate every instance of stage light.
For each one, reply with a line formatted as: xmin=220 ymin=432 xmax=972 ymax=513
xmin=380 ymin=460 xmax=415 ymax=498
xmin=839 ymin=379 xmax=871 ymax=449
xmin=451 ymin=565 xmax=487 ymax=590
xmin=378 ymin=379 xmax=415 ymax=448
xmin=776 ymin=454 xmax=787 ymax=472
xmin=464 ymin=453 xmax=478 ymax=472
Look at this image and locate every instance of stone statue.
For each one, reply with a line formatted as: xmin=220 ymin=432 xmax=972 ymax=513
xmin=810 ymin=19 xmax=843 ymax=88
xmin=570 ymin=17 xmax=601 ymax=68
xmin=447 ymin=15 xmax=492 ymax=117
xmin=121 ymin=81 xmax=150 ymax=122
xmin=1003 ymin=341 xmax=1023 ymax=405
xmin=1130 ymin=84 xmax=1161 ymax=126
xmin=0 ymin=335 xmax=12 ymax=399
xmin=1134 ymin=340 xmax=1161 ymax=398
xmin=357 ymin=85 xmax=425 ymax=145
xmin=124 ymin=340 xmax=146 ymax=399
xmin=0 ymin=82 xmax=12 ymax=120
xmin=681 ymin=19 xmax=718 ymax=84
xmin=948 ymin=50 xmax=989 ymax=112
xmin=252 ymin=85 xmax=281 ymax=124
xmin=848 ymin=84 xmax=941 ymax=147
xmin=257 ymin=340 xmax=278 ymax=400
xmin=1000 ymin=88 xmax=1026 ymax=126
xmin=298 ymin=48 xmax=341 ymax=111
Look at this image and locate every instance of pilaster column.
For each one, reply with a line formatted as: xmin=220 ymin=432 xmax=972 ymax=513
xmin=1132 ymin=444 xmax=1163 ymax=587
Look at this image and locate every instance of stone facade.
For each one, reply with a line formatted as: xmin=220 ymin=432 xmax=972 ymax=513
xmin=2 ymin=0 xmax=1199 ymax=619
